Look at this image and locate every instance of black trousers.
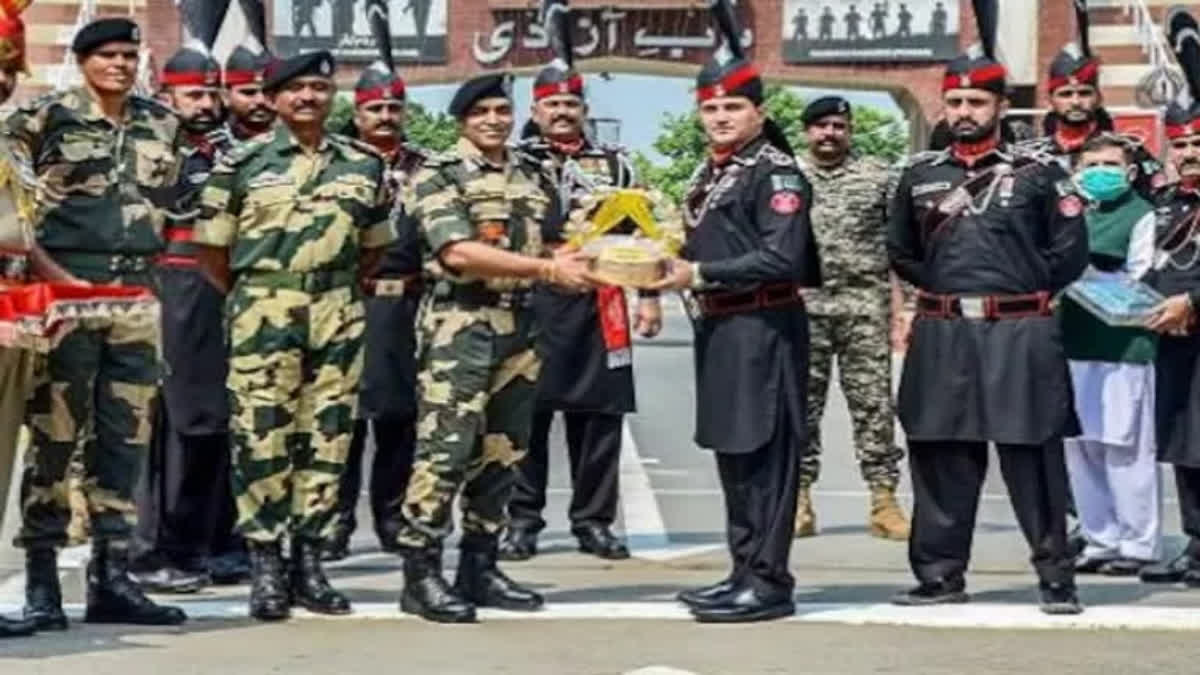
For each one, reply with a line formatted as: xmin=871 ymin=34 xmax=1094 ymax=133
xmin=508 ymin=409 xmax=622 ymax=533
xmin=715 ymin=413 xmax=801 ymax=597
xmin=134 ymin=401 xmax=237 ymax=566
xmin=908 ymin=440 xmax=1073 ymax=586
xmin=1175 ymin=466 xmax=1200 ymax=558
xmin=332 ymin=415 xmax=416 ymax=542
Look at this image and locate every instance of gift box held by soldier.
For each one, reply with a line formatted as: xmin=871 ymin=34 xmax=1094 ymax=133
xmin=129 ymin=21 xmax=238 ymax=596
xmin=793 ymin=95 xmax=908 ymax=541
xmin=654 ymin=0 xmax=822 ymax=624
xmin=500 ymin=0 xmax=662 ymax=564
xmin=9 ymin=17 xmax=191 ymax=628
xmin=887 ymin=0 xmax=1088 ymax=615
xmin=325 ymin=0 xmax=426 ymax=563
xmin=193 ymin=50 xmax=394 ymax=622
xmin=392 ymin=72 xmax=596 ymax=624
xmin=0 ymin=0 xmax=84 ymax=640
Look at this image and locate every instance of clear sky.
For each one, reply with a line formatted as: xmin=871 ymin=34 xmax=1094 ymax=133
xmin=407 ymin=73 xmax=902 ymax=162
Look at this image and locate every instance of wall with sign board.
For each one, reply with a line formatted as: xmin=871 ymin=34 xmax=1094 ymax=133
xmin=272 ymin=0 xmax=448 ymax=63
xmin=781 ymin=0 xmax=958 ymax=63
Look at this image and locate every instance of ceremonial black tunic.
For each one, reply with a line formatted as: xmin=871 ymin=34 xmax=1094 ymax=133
xmin=683 ymin=136 xmax=821 ymax=454
xmin=358 ymin=146 xmax=426 ymax=422
xmin=887 ymin=144 xmax=1089 ymax=445
xmin=1144 ymin=187 xmax=1200 ymax=469
xmin=519 ymin=137 xmax=637 ymax=414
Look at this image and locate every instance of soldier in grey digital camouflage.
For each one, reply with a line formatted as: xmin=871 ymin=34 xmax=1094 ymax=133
xmin=7 ymin=17 xmax=189 ymax=629
xmin=193 ymin=50 xmax=393 ymax=622
xmin=796 ymin=96 xmax=909 ymax=541
xmin=393 ymin=72 xmax=595 ymax=624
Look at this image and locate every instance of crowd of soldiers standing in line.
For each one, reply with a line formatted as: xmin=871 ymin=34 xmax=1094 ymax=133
xmin=8 ymin=0 xmax=1200 ymax=639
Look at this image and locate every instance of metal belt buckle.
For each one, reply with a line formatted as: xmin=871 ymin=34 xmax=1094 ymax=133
xmin=375 ymin=279 xmax=407 ymax=297
xmin=959 ymin=296 xmax=986 ymax=319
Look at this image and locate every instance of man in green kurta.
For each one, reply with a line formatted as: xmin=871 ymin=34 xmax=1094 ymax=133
xmin=1059 ymin=134 xmax=1161 ymax=575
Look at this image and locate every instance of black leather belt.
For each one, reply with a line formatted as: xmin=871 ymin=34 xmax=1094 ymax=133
xmin=695 ymin=282 xmax=805 ymax=318
xmin=916 ymin=290 xmax=1052 ymax=320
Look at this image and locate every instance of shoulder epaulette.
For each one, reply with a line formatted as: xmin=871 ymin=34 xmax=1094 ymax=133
xmin=130 ymin=94 xmax=178 ymax=119
xmin=904 ymin=149 xmax=946 ymax=167
xmin=402 ymin=141 xmax=432 ymax=160
xmin=422 ymin=150 xmax=464 ymax=169
xmin=334 ymin=134 xmax=386 ymax=163
xmin=222 ymin=135 xmax=271 ymax=166
xmin=756 ymin=143 xmax=798 ymax=168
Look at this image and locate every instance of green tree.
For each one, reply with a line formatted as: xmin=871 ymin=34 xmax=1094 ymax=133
xmin=633 ymin=85 xmax=909 ymax=202
xmin=324 ymin=95 xmax=458 ymax=153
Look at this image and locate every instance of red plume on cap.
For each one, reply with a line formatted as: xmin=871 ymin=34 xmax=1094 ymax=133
xmin=0 ymin=0 xmax=31 ymax=73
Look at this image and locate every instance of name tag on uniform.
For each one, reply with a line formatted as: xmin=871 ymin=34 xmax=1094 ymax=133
xmin=188 ymin=171 xmax=210 ymax=185
xmin=771 ymin=175 xmax=802 ymax=192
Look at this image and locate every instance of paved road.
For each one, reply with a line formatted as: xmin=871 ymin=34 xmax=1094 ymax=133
xmin=2 ymin=294 xmax=1199 ymax=673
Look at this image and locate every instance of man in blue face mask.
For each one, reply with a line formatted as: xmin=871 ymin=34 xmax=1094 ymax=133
xmin=1060 ymin=135 xmax=1161 ymax=576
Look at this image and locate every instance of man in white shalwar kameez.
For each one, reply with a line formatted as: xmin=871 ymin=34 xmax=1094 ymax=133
xmin=1061 ymin=136 xmax=1161 ymax=574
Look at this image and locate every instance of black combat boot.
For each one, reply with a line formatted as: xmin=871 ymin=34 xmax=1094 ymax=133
xmin=398 ymin=547 xmax=475 ymax=623
xmin=289 ymin=538 xmax=351 ymax=615
xmin=23 ymin=547 xmax=68 ymax=631
xmin=84 ymin=540 xmax=187 ymax=625
xmin=454 ymin=535 xmax=543 ymax=611
xmin=247 ymin=540 xmax=290 ymax=621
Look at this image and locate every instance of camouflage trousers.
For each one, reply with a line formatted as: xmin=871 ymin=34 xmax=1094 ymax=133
xmin=803 ymin=312 xmax=903 ymax=490
xmin=226 ymin=281 xmax=365 ymax=544
xmin=0 ymin=347 xmax=37 ymax=529
xmin=18 ymin=316 xmax=159 ymax=548
xmin=394 ymin=303 xmax=541 ymax=550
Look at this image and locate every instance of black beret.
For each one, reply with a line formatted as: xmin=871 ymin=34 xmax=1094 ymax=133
xmin=263 ymin=50 xmax=335 ymax=93
xmin=72 ymin=18 xmax=140 ymax=56
xmin=448 ymin=72 xmax=513 ymax=118
xmin=225 ymin=45 xmax=271 ymax=86
xmin=162 ymin=48 xmax=221 ymax=88
xmin=802 ymin=96 xmax=852 ymax=126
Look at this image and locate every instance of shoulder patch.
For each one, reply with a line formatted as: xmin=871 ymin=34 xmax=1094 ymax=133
xmin=770 ymin=190 xmax=803 ymax=215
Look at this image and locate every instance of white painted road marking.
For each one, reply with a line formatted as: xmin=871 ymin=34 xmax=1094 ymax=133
xmin=5 ymin=601 xmax=1200 ymax=631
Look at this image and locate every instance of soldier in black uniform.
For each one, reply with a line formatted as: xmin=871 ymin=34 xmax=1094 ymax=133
xmin=887 ymin=2 xmax=1089 ymax=615
xmin=655 ymin=1 xmax=821 ymax=623
xmin=499 ymin=6 xmax=662 ymax=562
xmin=325 ymin=22 xmax=426 ymax=562
xmin=1140 ymin=8 xmax=1200 ymax=587
xmin=223 ymin=43 xmax=275 ymax=143
xmin=130 ymin=43 xmax=233 ymax=594
xmin=1025 ymin=4 xmax=1165 ymax=198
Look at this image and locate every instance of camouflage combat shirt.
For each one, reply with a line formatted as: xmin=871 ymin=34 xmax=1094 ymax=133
xmin=4 ymin=86 xmax=183 ymax=259
xmin=193 ymin=125 xmax=394 ymax=273
xmin=405 ymin=137 xmax=551 ymax=292
xmin=799 ymin=154 xmax=892 ymax=315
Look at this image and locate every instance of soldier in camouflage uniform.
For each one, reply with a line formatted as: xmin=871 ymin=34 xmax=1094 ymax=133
xmin=194 ymin=51 xmax=393 ymax=622
xmin=394 ymin=73 xmax=595 ymax=624
xmin=796 ymin=96 xmax=908 ymax=540
xmin=8 ymin=18 xmax=187 ymax=628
